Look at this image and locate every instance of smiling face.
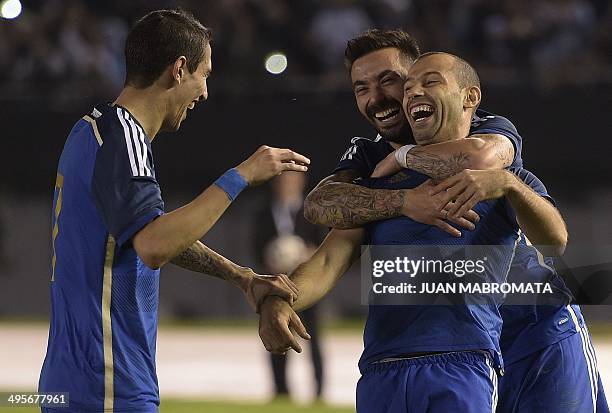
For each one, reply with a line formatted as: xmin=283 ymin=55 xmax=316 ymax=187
xmin=403 ymin=53 xmax=476 ymax=145
xmin=350 ymin=48 xmax=413 ymax=144
xmin=163 ymin=42 xmax=212 ymax=132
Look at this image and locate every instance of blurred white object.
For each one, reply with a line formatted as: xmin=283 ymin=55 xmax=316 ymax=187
xmin=264 ymin=234 xmax=307 ymax=273
xmin=0 ymin=0 xmax=22 ymax=19
xmin=265 ymin=52 xmax=288 ymax=75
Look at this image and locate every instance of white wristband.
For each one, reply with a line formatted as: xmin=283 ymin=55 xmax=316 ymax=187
xmin=394 ymin=144 xmax=417 ymax=168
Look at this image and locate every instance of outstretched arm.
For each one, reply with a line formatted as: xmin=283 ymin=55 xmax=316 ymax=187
xmin=291 ymin=228 xmax=364 ymax=311
xmin=258 ymin=229 xmax=364 ymax=353
xmin=134 ymin=146 xmax=309 ymax=269
xmin=171 ymin=240 xmax=299 ymax=312
xmin=372 ymin=134 xmax=514 ymax=180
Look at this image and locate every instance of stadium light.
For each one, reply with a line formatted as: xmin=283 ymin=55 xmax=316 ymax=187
xmin=0 ymin=0 xmax=22 ymax=19
xmin=265 ymin=52 xmax=288 ymax=75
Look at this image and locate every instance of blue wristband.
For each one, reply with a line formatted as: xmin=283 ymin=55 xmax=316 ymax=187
xmin=214 ymin=168 xmax=248 ymax=201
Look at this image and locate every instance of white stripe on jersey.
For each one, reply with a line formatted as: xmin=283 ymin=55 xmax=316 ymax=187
xmin=117 ymin=108 xmax=139 ymax=176
xmin=126 ymin=113 xmax=146 ymax=176
xmin=581 ymin=325 xmax=599 ymax=409
xmin=487 ymin=357 xmax=498 ymax=412
xmin=568 ymin=305 xmax=597 ymax=412
xmin=341 ymin=135 xmax=381 ymax=161
xmin=134 ymin=123 xmax=152 ymax=177
xmin=340 ymin=144 xmax=357 ymax=161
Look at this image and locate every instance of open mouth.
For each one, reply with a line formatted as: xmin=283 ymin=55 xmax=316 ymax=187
xmin=373 ymin=107 xmax=401 ymax=123
xmin=409 ymin=104 xmax=435 ymax=123
xmin=187 ymin=101 xmax=197 ymax=110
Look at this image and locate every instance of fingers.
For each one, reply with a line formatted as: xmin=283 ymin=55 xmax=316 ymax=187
xmin=290 ymin=312 xmax=311 ymax=341
xmin=277 ymin=149 xmax=311 ymax=166
xmin=259 ymin=299 xmax=304 ymax=354
xmin=464 ymin=209 xmax=480 ymax=223
xmin=280 ymin=321 xmax=302 ymax=353
xmin=439 ymin=182 xmax=472 ymax=207
xmin=277 ymin=274 xmax=299 ymax=299
xmin=430 ymin=175 xmax=461 ymax=196
xmin=434 ymin=218 xmax=461 ymax=237
xmin=447 ymin=187 xmax=477 ymax=217
xmin=268 ymin=285 xmax=294 ymax=305
xmin=250 ymin=275 xmax=299 ymax=313
xmin=278 ymin=162 xmax=308 ymax=173
xmin=452 ymin=192 xmax=481 ymax=220
xmin=447 ymin=215 xmax=476 ymax=231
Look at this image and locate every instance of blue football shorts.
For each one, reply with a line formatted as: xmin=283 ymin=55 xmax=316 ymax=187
xmin=357 ymin=350 xmax=498 ymax=413
xmin=498 ymin=329 xmax=608 ymax=413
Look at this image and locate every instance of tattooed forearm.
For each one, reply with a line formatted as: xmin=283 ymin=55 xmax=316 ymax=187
xmin=171 ymin=241 xmax=252 ymax=287
xmin=304 ymin=182 xmax=405 ymax=229
xmin=405 ymin=148 xmax=471 ymax=181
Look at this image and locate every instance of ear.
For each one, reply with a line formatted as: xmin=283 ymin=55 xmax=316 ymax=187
xmin=171 ymin=56 xmax=188 ymax=84
xmin=464 ymin=86 xmax=481 ymax=110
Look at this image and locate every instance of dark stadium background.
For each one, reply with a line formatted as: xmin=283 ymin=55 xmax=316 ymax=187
xmin=0 ymin=0 xmax=610 ymax=409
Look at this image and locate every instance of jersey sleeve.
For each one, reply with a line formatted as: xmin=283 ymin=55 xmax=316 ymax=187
xmin=471 ymin=111 xmax=523 ymax=168
xmin=333 ymin=138 xmax=375 ymax=177
xmin=92 ymin=112 xmax=165 ymax=247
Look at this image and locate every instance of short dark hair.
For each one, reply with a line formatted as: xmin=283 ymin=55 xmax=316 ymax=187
xmin=419 ymin=52 xmax=481 ymax=90
xmin=124 ymin=9 xmax=212 ymax=88
xmin=344 ymin=29 xmax=420 ymax=72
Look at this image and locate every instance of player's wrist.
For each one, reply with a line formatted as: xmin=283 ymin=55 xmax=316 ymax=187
xmin=214 ymin=168 xmax=249 ymax=201
xmin=234 ymin=267 xmax=255 ymax=291
xmin=398 ymin=189 xmax=416 ymax=217
xmin=234 ymin=164 xmax=253 ymax=185
xmin=501 ymin=170 xmax=519 ymax=196
xmin=395 ymin=144 xmax=417 ymax=168
xmin=259 ymin=295 xmax=287 ymax=314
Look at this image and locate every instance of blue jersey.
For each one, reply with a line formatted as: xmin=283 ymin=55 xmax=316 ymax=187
xmin=333 ymin=111 xmax=581 ymax=370
xmin=356 ymin=168 xmax=522 ymax=372
xmin=39 ymin=104 xmax=164 ymax=412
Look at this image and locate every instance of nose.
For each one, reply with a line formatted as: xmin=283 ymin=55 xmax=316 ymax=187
xmin=370 ymin=85 xmax=385 ymax=104
xmin=199 ymin=79 xmax=208 ymax=101
xmin=404 ymin=84 xmax=424 ymax=101
xmin=403 ymin=86 xmax=420 ymax=113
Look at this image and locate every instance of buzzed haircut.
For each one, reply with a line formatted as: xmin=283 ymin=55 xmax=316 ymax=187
xmin=125 ymin=9 xmax=212 ymax=88
xmin=419 ymin=51 xmax=481 ymax=90
xmin=344 ymin=29 xmax=420 ymax=72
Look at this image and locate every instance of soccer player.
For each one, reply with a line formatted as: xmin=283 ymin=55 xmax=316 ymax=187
xmin=38 ymin=9 xmax=310 ymax=413
xmin=260 ymin=30 xmax=607 ymax=412
xmin=305 ymin=30 xmax=607 ymax=413
xmin=314 ymin=30 xmax=608 ymax=412
xmin=259 ymin=51 xmax=569 ymax=412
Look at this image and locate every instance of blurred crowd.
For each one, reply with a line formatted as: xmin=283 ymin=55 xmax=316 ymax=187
xmin=1 ymin=0 xmax=611 ymax=99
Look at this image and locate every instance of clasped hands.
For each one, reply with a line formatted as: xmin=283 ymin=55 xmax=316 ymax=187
xmin=243 ymin=272 xmax=310 ymax=355
xmin=372 ymin=147 xmax=512 ymax=237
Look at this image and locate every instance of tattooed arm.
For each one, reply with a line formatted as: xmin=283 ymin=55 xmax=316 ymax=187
xmin=303 ymin=170 xmax=406 ymax=229
xmin=304 ymin=170 xmax=478 ymax=235
xmin=171 ymin=240 xmax=299 ymax=311
xmin=406 ymin=134 xmax=513 ymax=179
xmin=304 ymin=182 xmax=408 ymax=229
xmin=171 ymin=240 xmax=253 ymax=287
xmin=372 ymin=134 xmax=515 ymax=180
